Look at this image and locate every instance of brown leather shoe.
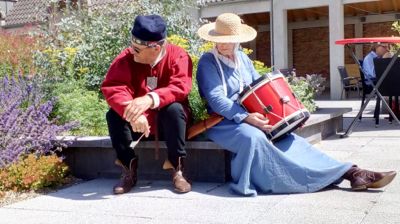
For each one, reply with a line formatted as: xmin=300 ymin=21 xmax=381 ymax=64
xmin=344 ymin=166 xmax=397 ymax=190
xmin=113 ymin=158 xmax=138 ymax=194
xmin=173 ymin=169 xmax=191 ymax=193
xmin=163 ymin=158 xmax=191 ymax=193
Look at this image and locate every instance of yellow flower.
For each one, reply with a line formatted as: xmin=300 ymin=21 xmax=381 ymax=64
xmin=43 ymin=48 xmax=53 ymax=54
xmin=64 ymin=47 xmax=77 ymax=57
xmin=253 ymin=60 xmax=265 ymax=67
xmin=78 ymin=67 xmax=89 ymax=74
xmin=199 ymin=42 xmax=214 ymax=53
xmin=167 ymin=35 xmax=189 ymax=50
xmin=242 ymin=48 xmax=253 ymax=55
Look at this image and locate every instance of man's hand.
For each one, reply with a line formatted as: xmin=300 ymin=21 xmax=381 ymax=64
xmin=244 ymin=112 xmax=272 ymax=132
xmin=123 ymin=95 xmax=154 ymax=122
xmin=129 ymin=115 xmax=151 ymax=137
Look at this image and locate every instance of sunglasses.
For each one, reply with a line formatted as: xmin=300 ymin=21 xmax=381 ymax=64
xmin=131 ymin=42 xmax=152 ymax=54
xmin=131 ymin=36 xmax=165 ymax=54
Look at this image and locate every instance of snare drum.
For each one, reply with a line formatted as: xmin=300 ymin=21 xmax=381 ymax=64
xmin=239 ymin=71 xmax=310 ymax=140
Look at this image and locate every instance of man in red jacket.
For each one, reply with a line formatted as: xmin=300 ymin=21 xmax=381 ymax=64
xmin=101 ymin=15 xmax=192 ymax=194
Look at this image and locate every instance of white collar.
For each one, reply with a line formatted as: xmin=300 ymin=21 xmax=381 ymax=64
xmin=211 ymin=48 xmax=244 ymax=96
xmin=212 ymin=48 xmax=240 ymax=69
xmin=151 ymin=45 xmax=167 ymax=68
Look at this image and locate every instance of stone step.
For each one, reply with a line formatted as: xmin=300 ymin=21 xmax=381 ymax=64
xmin=60 ymin=107 xmax=351 ymax=183
xmin=62 ymin=140 xmax=230 ymax=182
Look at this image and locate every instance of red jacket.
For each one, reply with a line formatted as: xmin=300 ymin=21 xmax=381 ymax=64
xmin=101 ymin=44 xmax=193 ymax=134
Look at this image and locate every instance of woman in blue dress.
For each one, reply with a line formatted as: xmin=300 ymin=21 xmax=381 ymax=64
xmin=196 ymin=13 xmax=396 ymax=196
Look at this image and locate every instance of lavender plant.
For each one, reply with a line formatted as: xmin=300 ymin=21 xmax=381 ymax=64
xmin=0 ymin=76 xmax=77 ymax=168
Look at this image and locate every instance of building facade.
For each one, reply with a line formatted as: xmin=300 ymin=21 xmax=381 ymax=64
xmin=2 ymin=0 xmax=399 ymax=99
xmin=0 ymin=0 xmax=17 ymax=27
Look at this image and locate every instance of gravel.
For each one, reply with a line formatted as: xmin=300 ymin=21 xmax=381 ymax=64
xmin=0 ymin=190 xmax=43 ymax=207
xmin=0 ymin=177 xmax=83 ymax=207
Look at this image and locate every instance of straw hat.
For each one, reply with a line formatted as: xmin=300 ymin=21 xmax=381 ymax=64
xmin=197 ymin=13 xmax=257 ymax=43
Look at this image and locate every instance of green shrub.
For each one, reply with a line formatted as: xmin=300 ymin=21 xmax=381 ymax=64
xmin=287 ymin=75 xmax=317 ymax=112
xmin=0 ymin=154 xmax=69 ymax=191
xmin=35 ymin=0 xmax=199 ymax=91
xmin=32 ymin=0 xmax=199 ymax=134
xmin=391 ymin=21 xmax=400 ymax=51
xmin=50 ymin=80 xmax=109 ymax=136
xmin=189 ymin=80 xmax=209 ymax=122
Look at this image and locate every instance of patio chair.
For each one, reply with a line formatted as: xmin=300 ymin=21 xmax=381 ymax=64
xmin=337 ymin=66 xmax=361 ymax=99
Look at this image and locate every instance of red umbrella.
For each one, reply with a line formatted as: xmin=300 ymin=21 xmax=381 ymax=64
xmin=335 ymin=37 xmax=400 ymax=45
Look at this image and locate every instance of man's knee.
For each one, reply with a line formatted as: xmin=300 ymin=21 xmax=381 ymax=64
xmin=159 ymin=102 xmax=185 ymax=118
xmin=106 ymin=108 xmax=123 ymax=124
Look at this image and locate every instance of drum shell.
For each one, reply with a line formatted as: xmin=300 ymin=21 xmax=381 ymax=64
xmin=239 ymin=74 xmax=309 ymax=139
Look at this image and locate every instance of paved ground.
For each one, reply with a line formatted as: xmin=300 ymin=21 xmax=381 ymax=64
xmin=0 ymin=99 xmax=399 ymax=224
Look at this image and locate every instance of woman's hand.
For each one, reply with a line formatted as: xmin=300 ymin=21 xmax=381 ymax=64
xmin=244 ymin=112 xmax=273 ymax=132
xmin=129 ymin=114 xmax=151 ymax=137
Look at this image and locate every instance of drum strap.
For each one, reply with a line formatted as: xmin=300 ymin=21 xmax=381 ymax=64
xmin=212 ymin=49 xmax=228 ymax=96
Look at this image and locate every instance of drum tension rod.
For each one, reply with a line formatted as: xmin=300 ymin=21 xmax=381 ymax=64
xmin=280 ymin=96 xmax=290 ymax=103
xmin=263 ymin=105 xmax=273 ymax=114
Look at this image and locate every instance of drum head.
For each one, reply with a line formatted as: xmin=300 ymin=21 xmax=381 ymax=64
xmin=268 ymin=109 xmax=310 ymax=141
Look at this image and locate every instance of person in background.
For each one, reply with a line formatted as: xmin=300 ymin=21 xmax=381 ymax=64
xmin=362 ymin=43 xmax=389 ymax=86
xmin=101 ymin=14 xmax=193 ymax=194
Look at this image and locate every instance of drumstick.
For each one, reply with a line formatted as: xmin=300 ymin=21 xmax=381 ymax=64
xmin=130 ymin=133 xmax=145 ymax=149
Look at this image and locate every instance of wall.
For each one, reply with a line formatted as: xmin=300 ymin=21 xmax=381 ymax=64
xmin=242 ymin=30 xmax=271 ymax=67
xmin=292 ymin=26 xmax=329 ymax=77
xmin=362 ymin=22 xmax=398 ymax=54
xmin=253 ymin=21 xmax=396 ymax=77
xmin=256 ymin=31 xmax=271 ymax=67
xmin=285 ymin=24 xmax=356 ymax=78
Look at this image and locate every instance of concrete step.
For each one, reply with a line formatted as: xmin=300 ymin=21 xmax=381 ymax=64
xmin=62 ymin=141 xmax=230 ymax=182
xmin=60 ymin=107 xmax=351 ymax=183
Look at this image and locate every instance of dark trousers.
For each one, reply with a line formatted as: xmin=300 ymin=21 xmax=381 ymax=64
xmin=106 ymin=102 xmax=187 ymax=168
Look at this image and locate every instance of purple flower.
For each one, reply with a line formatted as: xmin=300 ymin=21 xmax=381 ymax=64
xmin=0 ymin=76 xmax=78 ymax=168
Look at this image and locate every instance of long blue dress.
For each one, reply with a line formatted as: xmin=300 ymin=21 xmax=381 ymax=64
xmin=196 ymin=50 xmax=353 ymax=196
